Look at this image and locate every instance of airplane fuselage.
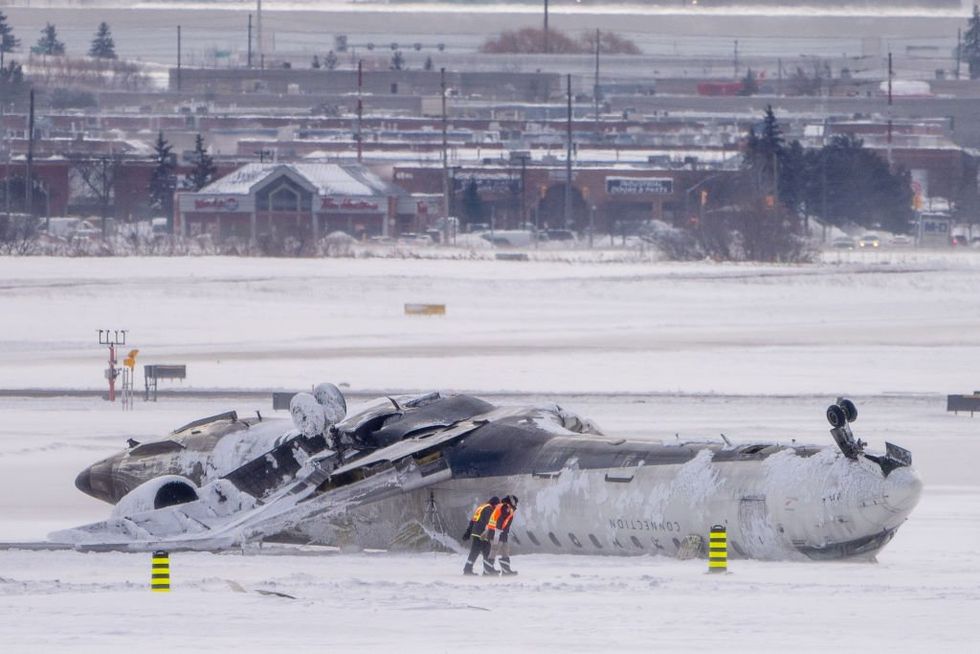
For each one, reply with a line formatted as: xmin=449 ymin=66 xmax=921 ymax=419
xmin=67 ymin=394 xmax=922 ymax=561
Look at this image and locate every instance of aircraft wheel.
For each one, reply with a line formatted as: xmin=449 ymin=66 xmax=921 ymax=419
xmin=826 ymin=404 xmax=848 ymax=428
xmin=838 ymin=398 xmax=858 ymax=423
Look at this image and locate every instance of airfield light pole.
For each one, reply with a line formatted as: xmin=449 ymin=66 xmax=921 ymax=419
xmin=99 ymin=330 xmax=127 ymax=403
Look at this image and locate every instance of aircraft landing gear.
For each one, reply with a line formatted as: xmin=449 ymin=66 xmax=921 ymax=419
xmin=826 ymin=397 xmax=865 ymax=459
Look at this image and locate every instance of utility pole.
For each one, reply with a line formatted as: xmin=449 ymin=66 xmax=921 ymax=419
xmin=543 ymin=0 xmax=549 ymax=54
xmin=887 ymin=50 xmax=893 ymax=166
xmin=520 ymin=154 xmax=528 ymax=229
xmin=26 ymin=88 xmax=34 ymax=217
xmin=733 ymin=39 xmax=739 ymax=78
xmin=956 ymin=27 xmax=962 ymax=80
xmin=594 ymin=28 xmax=600 ymax=139
xmin=777 ymin=58 xmax=783 ymax=96
xmin=441 ymin=67 xmax=450 ymax=242
xmin=247 ymin=14 xmax=253 ymax=68
xmin=2 ymin=103 xmax=9 ymax=220
xmin=356 ymin=60 xmax=363 ymax=162
xmin=177 ymin=26 xmax=182 ymax=92
xmin=257 ymin=0 xmax=264 ymax=69
xmin=564 ymin=73 xmax=572 ymax=229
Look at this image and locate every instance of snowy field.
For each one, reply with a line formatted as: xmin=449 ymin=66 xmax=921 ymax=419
xmin=1 ymin=253 xmax=979 ymax=396
xmin=1 ymin=254 xmax=979 ymax=651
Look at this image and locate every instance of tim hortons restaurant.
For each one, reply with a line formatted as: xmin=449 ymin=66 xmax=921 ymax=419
xmin=175 ymin=163 xmax=439 ymax=240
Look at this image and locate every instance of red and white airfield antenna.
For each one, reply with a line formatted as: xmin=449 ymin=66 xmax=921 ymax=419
xmin=98 ymin=329 xmax=127 ymax=402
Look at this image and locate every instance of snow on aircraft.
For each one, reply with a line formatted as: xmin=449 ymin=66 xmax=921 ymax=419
xmin=56 ymin=385 xmax=921 ymax=561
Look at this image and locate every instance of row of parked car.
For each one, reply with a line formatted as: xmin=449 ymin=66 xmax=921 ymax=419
xmin=828 ymin=233 xmax=979 ymax=249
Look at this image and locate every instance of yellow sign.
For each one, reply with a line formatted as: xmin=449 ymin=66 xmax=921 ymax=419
xmin=404 ymin=303 xmax=446 ymax=316
xmin=124 ymin=349 xmax=139 ymax=369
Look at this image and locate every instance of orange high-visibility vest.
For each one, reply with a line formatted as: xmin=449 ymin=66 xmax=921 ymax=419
xmin=488 ymin=503 xmax=514 ymax=531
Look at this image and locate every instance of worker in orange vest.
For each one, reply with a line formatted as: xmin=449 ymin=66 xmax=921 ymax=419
xmin=462 ymin=496 xmax=499 ymax=576
xmin=486 ymin=495 xmax=519 ymax=576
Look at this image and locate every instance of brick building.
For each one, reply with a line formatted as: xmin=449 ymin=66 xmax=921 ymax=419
xmin=392 ymin=163 xmax=739 ymax=232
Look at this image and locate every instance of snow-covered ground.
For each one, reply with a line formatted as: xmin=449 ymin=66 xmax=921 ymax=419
xmin=1 ymin=255 xmax=978 ymax=651
xmin=1 ymin=253 xmax=979 ymax=395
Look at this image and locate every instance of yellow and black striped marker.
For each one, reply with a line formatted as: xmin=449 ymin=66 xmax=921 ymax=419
xmin=151 ymin=550 xmax=170 ymax=592
xmin=708 ymin=525 xmax=728 ymax=573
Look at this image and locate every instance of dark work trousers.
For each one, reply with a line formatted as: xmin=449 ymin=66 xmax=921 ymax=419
xmin=463 ymin=537 xmax=492 ymax=573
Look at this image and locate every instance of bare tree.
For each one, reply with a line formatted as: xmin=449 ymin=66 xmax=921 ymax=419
xmin=68 ymin=153 xmax=123 ymax=236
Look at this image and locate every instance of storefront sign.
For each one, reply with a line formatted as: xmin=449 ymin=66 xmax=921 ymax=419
xmin=193 ymin=197 xmax=241 ymax=211
xmin=453 ymin=173 xmax=518 ymax=194
xmin=320 ymin=197 xmax=381 ymax=212
xmin=605 ymin=177 xmax=674 ymax=195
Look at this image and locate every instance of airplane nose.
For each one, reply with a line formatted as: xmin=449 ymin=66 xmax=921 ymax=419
xmin=74 ymin=460 xmax=117 ymax=503
xmin=882 ymin=466 xmax=923 ymax=514
xmin=74 ymin=468 xmax=93 ymax=496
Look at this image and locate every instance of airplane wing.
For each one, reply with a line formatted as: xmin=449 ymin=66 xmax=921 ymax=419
xmin=51 ymin=419 xmax=488 ymax=552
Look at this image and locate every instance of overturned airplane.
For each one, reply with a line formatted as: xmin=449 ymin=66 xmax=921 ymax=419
xmin=56 ymin=387 xmax=922 ymax=561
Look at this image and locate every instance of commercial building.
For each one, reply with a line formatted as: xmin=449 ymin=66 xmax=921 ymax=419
xmin=175 ymin=162 xmax=437 ymax=240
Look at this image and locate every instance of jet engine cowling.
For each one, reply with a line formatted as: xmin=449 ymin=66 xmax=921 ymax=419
xmin=110 ymin=475 xmax=199 ymax=518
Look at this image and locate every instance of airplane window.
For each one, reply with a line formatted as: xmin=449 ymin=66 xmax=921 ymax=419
xmin=630 ymin=536 xmax=642 ymax=548
xmin=548 ymin=532 xmax=562 ymax=547
xmin=588 ymin=534 xmax=603 ymax=548
xmin=512 ymin=533 xmax=522 ymax=546
xmin=568 ymin=533 xmax=583 ymax=548
xmin=526 ymin=531 xmax=540 ymax=546
xmin=613 ymin=538 xmax=625 ymax=548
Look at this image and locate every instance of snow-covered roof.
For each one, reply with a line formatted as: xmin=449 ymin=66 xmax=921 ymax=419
xmin=201 ymin=163 xmax=404 ymax=197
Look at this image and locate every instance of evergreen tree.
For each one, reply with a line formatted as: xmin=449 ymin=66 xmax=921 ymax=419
xmin=0 ymin=61 xmax=27 ymax=103
xmin=964 ymin=5 xmax=980 ymax=79
xmin=311 ymin=54 xmax=321 ymax=69
xmin=778 ymin=139 xmax=807 ymax=215
xmin=148 ymin=131 xmax=177 ymax=226
xmin=188 ymin=133 xmax=217 ymax=191
xmin=738 ymin=68 xmax=759 ymax=96
xmin=88 ymin=22 xmax=117 ymax=60
xmin=324 ymin=50 xmax=338 ymax=70
xmin=744 ymin=105 xmax=784 ymax=192
xmin=461 ymin=178 xmax=484 ymax=227
xmin=34 ymin=23 xmax=65 ymax=56
xmin=0 ymin=12 xmax=20 ymax=56
xmin=391 ymin=50 xmax=404 ymax=71
xmin=424 ymin=55 xmax=433 ymax=72
xmin=804 ymin=134 xmax=914 ymax=233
